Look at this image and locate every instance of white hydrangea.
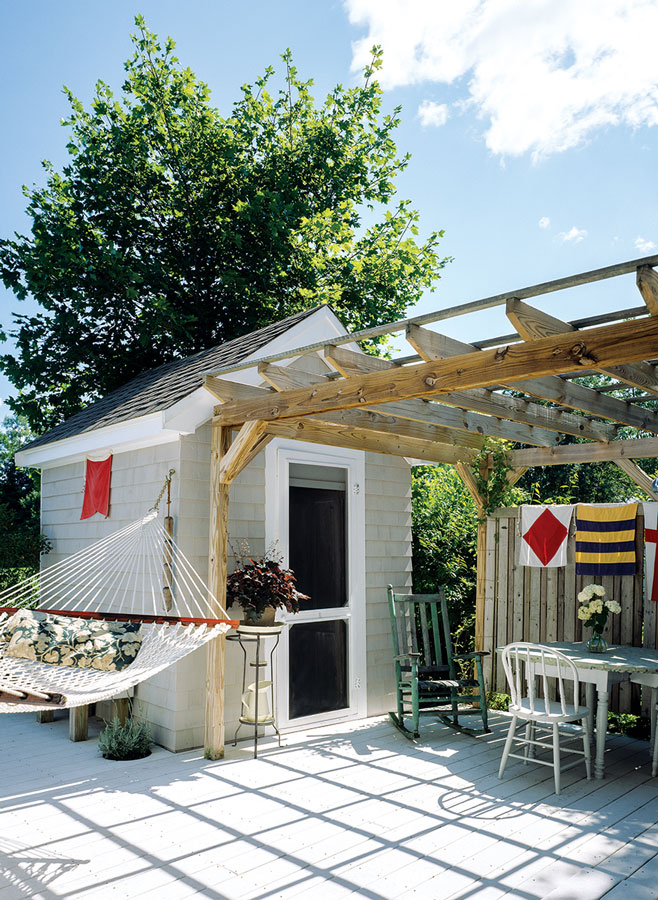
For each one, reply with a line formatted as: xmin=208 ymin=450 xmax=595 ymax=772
xmin=578 ymin=584 xmax=606 ymax=604
xmin=577 ymin=606 xmax=591 ymax=620
xmin=606 ymin=600 xmax=621 ymax=614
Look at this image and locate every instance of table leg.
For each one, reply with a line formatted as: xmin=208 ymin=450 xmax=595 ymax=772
xmin=594 ymin=689 xmax=609 ymax=779
xmin=586 ymin=683 xmax=594 ymax=745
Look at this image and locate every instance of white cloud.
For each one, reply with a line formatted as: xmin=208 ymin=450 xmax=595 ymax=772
xmin=635 ymin=236 xmax=656 ymax=252
xmin=346 ymin=0 xmax=658 ymax=160
xmin=558 ymin=226 xmax=587 ymax=244
xmin=418 ymin=100 xmax=449 ymax=128
xmin=538 ymin=217 xmax=551 ymax=229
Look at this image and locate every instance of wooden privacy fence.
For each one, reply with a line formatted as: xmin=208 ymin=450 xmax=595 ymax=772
xmin=482 ymin=507 xmax=654 ymax=716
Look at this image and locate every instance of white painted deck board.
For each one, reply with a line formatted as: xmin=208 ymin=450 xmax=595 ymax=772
xmin=1 ymin=713 xmax=658 ymax=899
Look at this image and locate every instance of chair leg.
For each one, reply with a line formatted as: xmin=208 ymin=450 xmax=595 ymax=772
xmin=553 ymin=722 xmax=561 ymax=795
xmin=476 ymin=656 xmax=489 ymax=732
xmin=583 ymin=714 xmax=592 ymax=780
xmin=411 ymin=682 xmax=420 ymax=739
xmin=652 ymin=704 xmax=658 ymax=777
xmin=651 ymin=690 xmax=658 ymax=762
xmin=499 ymin=715 xmax=517 ymax=780
xmin=523 ymin=723 xmax=532 ymax=764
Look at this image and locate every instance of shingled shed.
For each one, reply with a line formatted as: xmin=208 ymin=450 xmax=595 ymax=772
xmin=201 ymin=254 xmax=658 ymax=758
xmin=18 ymin=304 xmax=414 ymax=750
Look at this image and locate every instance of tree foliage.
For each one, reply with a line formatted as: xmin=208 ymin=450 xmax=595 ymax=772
xmin=0 ymin=415 xmax=48 ymax=587
xmin=0 ymin=17 xmax=448 ymax=432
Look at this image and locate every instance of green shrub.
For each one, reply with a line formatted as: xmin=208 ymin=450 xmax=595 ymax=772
xmin=98 ymin=715 xmax=152 ymax=761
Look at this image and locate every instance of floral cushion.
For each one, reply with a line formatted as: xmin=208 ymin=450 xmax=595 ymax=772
xmin=3 ymin=609 xmax=142 ymax=671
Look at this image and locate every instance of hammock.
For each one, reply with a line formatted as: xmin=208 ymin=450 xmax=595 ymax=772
xmin=0 ymin=512 xmax=237 ymax=713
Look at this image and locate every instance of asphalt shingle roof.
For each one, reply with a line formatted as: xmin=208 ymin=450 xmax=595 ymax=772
xmin=24 ymin=306 xmax=322 ymax=451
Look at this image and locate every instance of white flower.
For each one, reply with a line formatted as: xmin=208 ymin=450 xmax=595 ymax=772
xmin=577 ymin=606 xmax=591 ymax=621
xmin=606 ymin=600 xmax=621 ymax=614
xmin=591 ymin=585 xmax=606 ymax=598
xmin=578 ymin=586 xmax=593 ymax=603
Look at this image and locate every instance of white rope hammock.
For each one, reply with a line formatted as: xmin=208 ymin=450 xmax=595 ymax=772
xmin=0 ymin=512 xmax=236 ymax=713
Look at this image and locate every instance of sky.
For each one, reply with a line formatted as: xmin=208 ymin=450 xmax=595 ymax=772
xmin=1 ymin=0 xmax=657 ymax=421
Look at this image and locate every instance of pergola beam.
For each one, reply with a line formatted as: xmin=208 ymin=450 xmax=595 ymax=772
xmin=260 ymin=362 xmax=523 ymax=449
xmin=325 ymin=345 xmax=613 ymax=443
xmin=637 ymin=266 xmax=658 ymax=315
xmin=509 ymin=436 xmax=658 ymax=466
xmin=261 ymin=418 xmax=477 ymax=465
xmin=614 ymin=458 xmax=658 ymax=500
xmin=506 ymin=298 xmax=658 ymax=396
xmin=215 ymin=315 xmax=658 ymax=427
xmin=406 ymin=325 xmax=618 ymax=442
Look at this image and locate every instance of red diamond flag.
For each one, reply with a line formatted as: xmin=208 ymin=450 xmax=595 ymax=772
xmin=520 ymin=505 xmax=573 ymax=568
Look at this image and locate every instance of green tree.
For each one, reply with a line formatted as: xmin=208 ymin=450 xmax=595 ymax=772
xmin=0 ymin=415 xmax=48 ymax=588
xmin=0 ymin=17 xmax=447 ymax=432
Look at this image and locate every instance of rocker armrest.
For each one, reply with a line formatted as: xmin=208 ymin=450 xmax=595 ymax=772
xmin=453 ymin=651 xmax=490 ymax=660
xmin=394 ymin=652 xmax=421 ymax=661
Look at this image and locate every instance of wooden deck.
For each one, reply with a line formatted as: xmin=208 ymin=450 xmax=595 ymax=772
xmin=2 ymin=712 xmax=658 ymax=899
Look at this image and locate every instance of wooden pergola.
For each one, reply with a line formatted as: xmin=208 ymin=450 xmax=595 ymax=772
xmin=201 ymin=254 xmax=658 ymax=758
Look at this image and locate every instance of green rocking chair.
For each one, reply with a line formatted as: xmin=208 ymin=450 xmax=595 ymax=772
xmin=387 ymin=586 xmax=489 ymax=740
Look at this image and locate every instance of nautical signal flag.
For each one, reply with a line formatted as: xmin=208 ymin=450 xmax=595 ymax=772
xmin=644 ymin=502 xmax=658 ymax=603
xmin=80 ymin=455 xmax=112 ymax=520
xmin=520 ymin=505 xmax=573 ymax=567
xmin=575 ymin=503 xmax=637 ymax=576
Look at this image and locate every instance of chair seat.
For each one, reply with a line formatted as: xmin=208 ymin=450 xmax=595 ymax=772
xmin=510 ymin=697 xmax=590 ymax=723
xmin=419 ymin=678 xmax=478 ymax=692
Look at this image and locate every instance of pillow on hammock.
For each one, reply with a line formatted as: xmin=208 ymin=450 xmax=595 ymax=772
xmin=3 ymin=610 xmax=142 ymax=671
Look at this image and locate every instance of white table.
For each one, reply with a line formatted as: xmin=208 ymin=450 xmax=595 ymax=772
xmin=497 ymin=642 xmax=658 ymax=779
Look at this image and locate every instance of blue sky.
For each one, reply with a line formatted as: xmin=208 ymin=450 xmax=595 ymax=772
xmin=1 ymin=0 xmax=657 ymax=420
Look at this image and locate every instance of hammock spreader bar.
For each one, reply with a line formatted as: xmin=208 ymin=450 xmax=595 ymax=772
xmin=0 ymin=607 xmax=240 ymax=629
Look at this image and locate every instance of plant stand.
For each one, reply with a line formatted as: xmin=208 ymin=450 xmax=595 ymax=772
xmin=228 ymin=624 xmax=283 ymax=758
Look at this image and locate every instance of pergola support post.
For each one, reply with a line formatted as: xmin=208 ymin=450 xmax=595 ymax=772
xmin=455 ymin=463 xmax=488 ymax=653
xmin=205 ymin=424 xmax=232 ymax=760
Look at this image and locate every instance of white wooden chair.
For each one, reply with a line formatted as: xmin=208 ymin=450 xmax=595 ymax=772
xmin=630 ymin=672 xmax=658 ymax=775
xmin=498 ymin=642 xmax=592 ymax=795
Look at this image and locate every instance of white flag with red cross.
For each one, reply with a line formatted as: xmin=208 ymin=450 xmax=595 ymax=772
xmin=644 ymin=502 xmax=658 ymax=603
xmin=519 ymin=505 xmax=574 ymax=568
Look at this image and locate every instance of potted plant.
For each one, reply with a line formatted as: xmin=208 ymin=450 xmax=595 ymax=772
xmin=226 ymin=547 xmax=308 ymax=626
xmin=98 ymin=714 xmax=152 ymax=760
xmin=577 ymin=584 xmax=621 ymax=653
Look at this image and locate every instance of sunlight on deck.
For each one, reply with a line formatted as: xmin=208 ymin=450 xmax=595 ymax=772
xmin=2 ymin=712 xmax=658 ymax=899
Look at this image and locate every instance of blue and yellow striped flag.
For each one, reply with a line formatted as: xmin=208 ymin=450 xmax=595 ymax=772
xmin=575 ymin=503 xmax=637 ymax=576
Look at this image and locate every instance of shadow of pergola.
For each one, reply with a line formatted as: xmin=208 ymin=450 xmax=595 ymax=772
xmin=0 ymin=837 xmax=86 ymax=898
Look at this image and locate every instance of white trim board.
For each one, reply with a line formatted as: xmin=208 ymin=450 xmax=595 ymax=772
xmin=265 ymin=438 xmax=367 ymax=732
xmin=16 ymin=307 xmax=350 ymax=470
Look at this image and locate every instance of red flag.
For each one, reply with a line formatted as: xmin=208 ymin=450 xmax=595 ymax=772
xmin=81 ymin=455 xmax=112 ymax=520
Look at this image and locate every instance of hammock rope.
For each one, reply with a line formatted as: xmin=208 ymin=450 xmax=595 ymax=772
xmin=0 ymin=512 xmax=237 ymax=712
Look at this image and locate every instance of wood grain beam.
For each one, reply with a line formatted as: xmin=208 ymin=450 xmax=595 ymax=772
xmin=405 ymin=323 xmax=656 ymax=435
xmin=509 ymin=436 xmax=658 ymax=466
xmin=506 ymin=298 xmax=658 ymax=395
xmin=614 ymin=458 xmax=658 ymax=500
xmin=332 ymin=341 xmax=615 ymax=444
xmin=263 ymin=419 xmax=477 ymax=465
xmin=637 ymin=266 xmax=658 ymax=315
xmin=205 ymin=424 xmax=231 ymax=760
xmin=215 ymin=315 xmax=658 ymax=427
xmin=261 ymin=358 xmax=556 ymax=447
xmin=218 ymin=420 xmax=269 ymax=484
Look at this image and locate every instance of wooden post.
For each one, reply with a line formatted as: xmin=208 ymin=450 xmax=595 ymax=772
xmin=205 ymin=424 xmax=232 ymax=760
xmin=113 ymin=698 xmax=130 ymax=725
xmin=69 ymin=705 xmax=88 ymax=742
xmin=36 ymin=710 xmax=54 ymax=724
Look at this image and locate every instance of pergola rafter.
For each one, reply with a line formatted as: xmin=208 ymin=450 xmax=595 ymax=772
xmin=201 ymin=255 xmax=658 ymax=759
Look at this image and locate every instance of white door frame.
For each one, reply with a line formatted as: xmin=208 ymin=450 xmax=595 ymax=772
xmin=265 ymin=438 xmax=367 ymax=731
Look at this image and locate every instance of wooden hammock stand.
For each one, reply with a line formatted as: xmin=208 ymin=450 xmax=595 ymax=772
xmin=202 ymin=254 xmax=658 ymax=758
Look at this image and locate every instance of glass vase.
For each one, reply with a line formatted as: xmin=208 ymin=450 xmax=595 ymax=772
xmin=586 ymin=630 xmax=608 ymax=653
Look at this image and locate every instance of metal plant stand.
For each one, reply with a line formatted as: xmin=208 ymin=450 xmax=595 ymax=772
xmin=228 ymin=624 xmax=283 ymax=758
